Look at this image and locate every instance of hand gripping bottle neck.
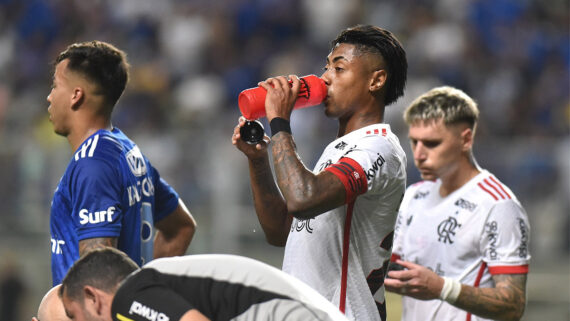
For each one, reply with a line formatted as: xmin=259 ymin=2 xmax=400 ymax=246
xmin=238 ymin=75 xmax=327 ymax=120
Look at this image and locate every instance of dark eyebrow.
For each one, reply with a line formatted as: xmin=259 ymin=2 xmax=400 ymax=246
xmin=332 ymin=56 xmax=347 ymax=63
xmin=326 ymin=56 xmax=348 ymax=64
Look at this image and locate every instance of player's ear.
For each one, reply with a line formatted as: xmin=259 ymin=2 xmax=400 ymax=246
xmin=460 ymin=127 xmax=474 ymax=152
xmin=369 ymin=69 xmax=387 ymax=93
xmin=83 ymin=285 xmax=104 ymax=315
xmin=71 ymin=87 xmax=84 ymax=110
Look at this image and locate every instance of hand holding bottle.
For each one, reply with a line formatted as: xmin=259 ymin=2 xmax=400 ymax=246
xmin=238 ymin=74 xmax=327 ymax=120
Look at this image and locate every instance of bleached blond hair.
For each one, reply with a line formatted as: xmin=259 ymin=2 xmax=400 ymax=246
xmin=404 ymin=86 xmax=479 ymax=133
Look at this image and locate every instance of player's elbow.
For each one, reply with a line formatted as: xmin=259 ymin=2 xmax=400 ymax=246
xmin=162 ymin=212 xmax=197 ymax=244
xmin=265 ymin=235 xmax=287 ymax=247
xmin=285 ymin=194 xmax=320 ymax=220
xmin=510 ymin=301 xmax=526 ymax=321
xmin=287 ymin=203 xmax=312 ymax=220
xmin=260 ymin=225 xmax=288 ymax=247
xmin=180 ymin=219 xmax=197 ymax=241
xmin=286 ymin=199 xmax=325 ymax=221
xmin=498 ymin=300 xmax=526 ymax=321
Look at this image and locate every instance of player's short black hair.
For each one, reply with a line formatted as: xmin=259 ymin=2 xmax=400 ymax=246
xmin=55 ymin=40 xmax=129 ymax=109
xmin=332 ymin=25 xmax=407 ymax=106
xmin=60 ymin=247 xmax=138 ymax=301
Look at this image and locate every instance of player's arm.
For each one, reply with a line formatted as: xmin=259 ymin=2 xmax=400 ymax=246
xmin=271 ymin=132 xmax=347 ymax=219
xmin=233 ymin=117 xmax=292 ymax=246
xmin=234 ymin=120 xmax=350 ymax=245
xmin=260 ymin=76 xmax=348 ymax=219
xmin=154 ymin=199 xmax=196 ymax=258
xmin=247 ymin=149 xmax=294 ymax=246
xmin=454 ymin=273 xmax=527 ymax=321
xmin=78 ymin=237 xmax=117 ymax=256
xmin=385 ymin=260 xmax=527 ymax=321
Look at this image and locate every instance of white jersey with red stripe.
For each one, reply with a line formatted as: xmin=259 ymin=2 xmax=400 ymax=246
xmin=392 ymin=170 xmax=531 ymax=321
xmin=282 ymin=124 xmax=407 ymax=321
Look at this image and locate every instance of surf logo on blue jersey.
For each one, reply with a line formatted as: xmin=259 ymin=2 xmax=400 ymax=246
xmin=78 ymin=206 xmax=116 ymax=225
xmin=126 ymin=146 xmax=147 ymax=177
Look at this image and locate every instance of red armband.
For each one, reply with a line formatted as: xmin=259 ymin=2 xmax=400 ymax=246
xmin=488 ymin=264 xmax=529 ymax=275
xmin=325 ymin=157 xmax=368 ymax=203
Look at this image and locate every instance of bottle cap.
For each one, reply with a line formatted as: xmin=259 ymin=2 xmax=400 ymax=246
xmin=240 ymin=120 xmax=265 ymax=144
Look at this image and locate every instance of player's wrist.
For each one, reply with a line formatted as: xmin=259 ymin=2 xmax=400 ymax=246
xmin=439 ymin=277 xmax=461 ymax=304
xmin=270 ymin=117 xmax=292 ymax=137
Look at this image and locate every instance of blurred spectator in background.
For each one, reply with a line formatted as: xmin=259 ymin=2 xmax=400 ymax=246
xmin=0 ymin=0 xmax=566 ymax=318
xmin=0 ymin=258 xmax=26 ymax=321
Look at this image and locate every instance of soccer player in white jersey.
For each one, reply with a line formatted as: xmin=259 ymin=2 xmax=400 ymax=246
xmin=385 ymin=86 xmax=530 ymax=321
xmin=232 ymin=25 xmax=408 ymax=321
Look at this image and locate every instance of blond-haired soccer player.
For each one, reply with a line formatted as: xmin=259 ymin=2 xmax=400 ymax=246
xmin=385 ymin=86 xmax=530 ymax=321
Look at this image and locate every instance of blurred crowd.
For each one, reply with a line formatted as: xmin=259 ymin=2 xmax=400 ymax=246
xmin=0 ymin=0 xmax=568 ymax=319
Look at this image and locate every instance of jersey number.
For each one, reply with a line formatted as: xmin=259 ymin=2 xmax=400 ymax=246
xmin=140 ymin=202 xmax=154 ymax=264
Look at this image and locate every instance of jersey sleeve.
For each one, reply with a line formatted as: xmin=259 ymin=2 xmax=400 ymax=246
xmin=324 ymin=157 xmax=367 ymax=203
xmin=149 ymin=165 xmax=180 ymax=223
xmin=481 ymin=200 xmax=531 ymax=274
xmin=334 ymin=134 xmax=403 ymax=196
xmin=70 ymin=158 xmax=124 ymax=241
xmin=112 ymin=282 xmax=192 ymax=321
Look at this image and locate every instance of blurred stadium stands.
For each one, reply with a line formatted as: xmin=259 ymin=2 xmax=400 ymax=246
xmin=0 ymin=0 xmax=567 ymax=320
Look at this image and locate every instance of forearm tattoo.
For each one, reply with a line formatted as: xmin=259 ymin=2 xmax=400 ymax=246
xmin=78 ymin=237 xmax=117 ymax=257
xmin=271 ymin=132 xmax=308 ymax=200
xmin=455 ymin=274 xmax=527 ymax=320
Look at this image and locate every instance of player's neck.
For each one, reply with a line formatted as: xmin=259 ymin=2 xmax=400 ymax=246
xmin=439 ymin=161 xmax=480 ymax=197
xmin=337 ymin=102 xmax=385 ymax=137
xmin=67 ymin=114 xmax=112 ymax=152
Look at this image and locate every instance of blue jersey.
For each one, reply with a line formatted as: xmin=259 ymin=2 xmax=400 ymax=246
xmin=50 ymin=128 xmax=179 ymax=285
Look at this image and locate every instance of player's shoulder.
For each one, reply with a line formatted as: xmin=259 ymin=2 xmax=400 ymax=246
xmin=357 ymin=124 xmax=395 ymax=145
xmin=472 ymin=171 xmax=519 ymax=205
xmin=72 ymin=130 xmax=124 ymax=164
xmin=353 ymin=124 xmax=405 ymax=157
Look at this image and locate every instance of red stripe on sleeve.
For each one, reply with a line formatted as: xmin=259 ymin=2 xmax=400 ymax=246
xmin=489 ymin=176 xmax=512 ymax=199
xmin=478 ymin=182 xmax=498 ymax=200
xmin=473 ymin=261 xmax=487 ymax=287
xmin=484 ymin=178 xmax=505 ymax=199
xmin=325 ymin=157 xmax=368 ymax=203
xmin=467 ymin=262 xmax=488 ymax=321
xmin=488 ymin=265 xmax=529 ymax=275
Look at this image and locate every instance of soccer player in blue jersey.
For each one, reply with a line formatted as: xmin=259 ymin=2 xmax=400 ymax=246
xmin=46 ymin=41 xmax=197 ymax=286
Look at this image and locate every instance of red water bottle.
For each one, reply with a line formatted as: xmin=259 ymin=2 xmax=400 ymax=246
xmin=238 ymin=74 xmax=327 ymax=119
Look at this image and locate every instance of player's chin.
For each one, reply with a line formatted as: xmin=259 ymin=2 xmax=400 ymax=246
xmin=419 ymin=172 xmax=437 ymax=181
xmin=323 ymin=103 xmax=338 ymax=118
